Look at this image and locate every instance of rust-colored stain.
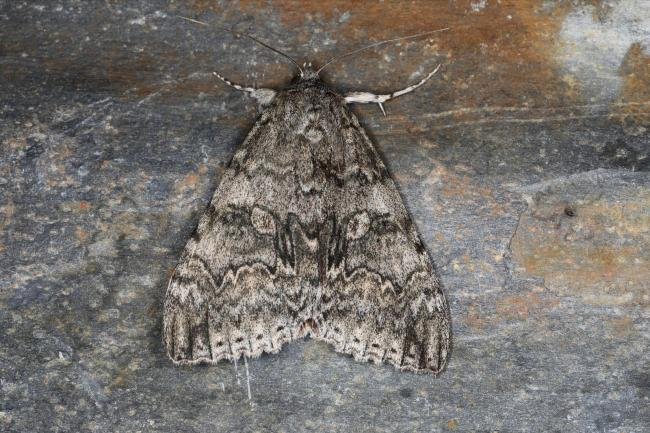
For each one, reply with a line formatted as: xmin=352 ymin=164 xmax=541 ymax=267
xmin=465 ymin=290 xmax=559 ymax=329
xmin=400 ymin=161 xmax=507 ymax=213
xmin=2 ymin=0 xmax=645 ymax=130
xmin=175 ymin=171 xmax=200 ymax=193
xmin=446 ymin=418 xmax=459 ymax=430
xmin=511 ymin=191 xmax=650 ymax=306
xmin=609 ymin=316 xmax=635 ymax=339
xmin=616 ymin=42 xmax=650 ymax=124
xmin=7 ymin=0 xmax=644 ymax=121
xmin=439 ymin=171 xmax=493 ymax=201
xmin=75 ymin=227 xmax=90 ymax=244
xmin=77 ymin=201 xmax=92 ymax=212
xmin=495 ymin=290 xmax=559 ymax=321
xmin=465 ymin=304 xmax=487 ymax=330
xmin=189 ymin=0 xmax=582 ymax=109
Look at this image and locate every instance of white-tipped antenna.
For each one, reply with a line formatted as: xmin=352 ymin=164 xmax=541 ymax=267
xmin=316 ymin=28 xmax=449 ymax=74
xmin=179 ymin=16 xmax=303 ymax=75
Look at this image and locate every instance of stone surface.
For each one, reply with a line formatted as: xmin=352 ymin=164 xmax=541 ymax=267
xmin=1 ymin=1 xmax=649 ymax=432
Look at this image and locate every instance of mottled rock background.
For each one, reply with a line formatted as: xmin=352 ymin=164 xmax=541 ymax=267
xmin=1 ymin=1 xmax=648 ymax=432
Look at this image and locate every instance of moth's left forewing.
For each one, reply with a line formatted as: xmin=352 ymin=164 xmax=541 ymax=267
xmin=318 ymin=103 xmax=450 ymax=374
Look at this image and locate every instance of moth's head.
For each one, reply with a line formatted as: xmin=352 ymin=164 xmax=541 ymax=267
xmin=298 ymin=62 xmax=320 ymax=82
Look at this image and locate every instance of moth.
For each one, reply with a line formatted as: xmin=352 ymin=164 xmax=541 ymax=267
xmin=164 ymin=27 xmax=451 ymax=374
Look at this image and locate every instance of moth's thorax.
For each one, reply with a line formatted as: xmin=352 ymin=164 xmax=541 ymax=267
xmin=286 ymin=76 xmax=334 ymax=94
xmin=277 ymin=80 xmax=341 ymax=113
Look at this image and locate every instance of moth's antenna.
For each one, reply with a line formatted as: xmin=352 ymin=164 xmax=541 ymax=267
xmin=178 ymin=16 xmax=304 ymax=75
xmin=316 ymin=28 xmax=449 ymax=74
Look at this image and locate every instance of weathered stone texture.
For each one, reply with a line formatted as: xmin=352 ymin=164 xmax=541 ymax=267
xmin=1 ymin=1 xmax=648 ymax=432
